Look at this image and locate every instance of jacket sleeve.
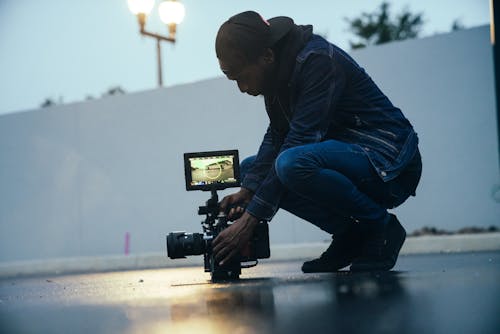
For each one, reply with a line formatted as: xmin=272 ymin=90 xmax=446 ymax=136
xmin=246 ymin=54 xmax=346 ymax=221
xmin=241 ymin=125 xmax=278 ymax=193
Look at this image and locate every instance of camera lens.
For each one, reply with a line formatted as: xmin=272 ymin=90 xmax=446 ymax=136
xmin=167 ymin=232 xmax=206 ymax=259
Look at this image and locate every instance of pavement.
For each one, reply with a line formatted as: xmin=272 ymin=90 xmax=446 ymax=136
xmin=1 ymin=251 xmax=499 ymax=334
xmin=1 ymin=232 xmax=500 ymax=278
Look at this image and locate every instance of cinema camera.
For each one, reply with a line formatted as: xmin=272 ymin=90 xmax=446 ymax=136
xmin=166 ymin=149 xmax=270 ymax=282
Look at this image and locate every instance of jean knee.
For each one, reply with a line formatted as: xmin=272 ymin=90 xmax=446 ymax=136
xmin=240 ymin=155 xmax=256 ymax=178
xmin=275 ymin=148 xmax=310 ymax=187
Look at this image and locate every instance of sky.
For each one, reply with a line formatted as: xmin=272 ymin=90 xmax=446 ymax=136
xmin=0 ymin=0 xmax=491 ymax=115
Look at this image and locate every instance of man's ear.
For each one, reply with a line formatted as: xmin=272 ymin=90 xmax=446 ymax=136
xmin=262 ymin=48 xmax=275 ymax=64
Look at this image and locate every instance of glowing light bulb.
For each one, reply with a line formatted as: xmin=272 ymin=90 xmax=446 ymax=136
xmin=127 ymin=0 xmax=155 ymax=15
xmin=158 ymin=0 xmax=186 ymax=25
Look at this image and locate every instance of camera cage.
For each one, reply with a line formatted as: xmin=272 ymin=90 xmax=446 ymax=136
xmin=167 ymin=149 xmax=270 ymax=281
xmin=184 ymin=149 xmax=241 ymax=191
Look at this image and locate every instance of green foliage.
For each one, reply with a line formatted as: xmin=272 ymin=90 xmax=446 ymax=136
xmin=451 ymin=19 xmax=465 ymax=31
xmin=40 ymin=98 xmax=57 ymax=108
xmin=40 ymin=86 xmax=126 ymax=108
xmin=345 ymin=2 xmax=424 ymax=49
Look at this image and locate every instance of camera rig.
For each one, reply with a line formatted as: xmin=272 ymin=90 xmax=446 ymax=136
xmin=166 ymin=150 xmax=270 ymax=282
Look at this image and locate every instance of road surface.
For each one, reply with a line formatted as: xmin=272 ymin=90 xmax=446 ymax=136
xmin=1 ymin=252 xmax=499 ymax=334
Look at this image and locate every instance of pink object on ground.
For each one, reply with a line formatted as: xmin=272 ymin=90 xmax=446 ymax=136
xmin=125 ymin=232 xmax=130 ymax=255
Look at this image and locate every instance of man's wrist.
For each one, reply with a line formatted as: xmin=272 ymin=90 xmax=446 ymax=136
xmin=240 ymin=187 xmax=253 ymax=196
xmin=241 ymin=211 xmax=259 ymax=227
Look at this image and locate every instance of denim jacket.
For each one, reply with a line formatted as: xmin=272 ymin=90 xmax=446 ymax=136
xmin=242 ymin=34 xmax=419 ymax=221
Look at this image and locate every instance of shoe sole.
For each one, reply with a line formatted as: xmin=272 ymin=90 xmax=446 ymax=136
xmin=302 ymin=259 xmax=352 ymax=273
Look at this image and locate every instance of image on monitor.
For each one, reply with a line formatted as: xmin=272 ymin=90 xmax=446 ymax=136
xmin=184 ymin=150 xmax=240 ymax=191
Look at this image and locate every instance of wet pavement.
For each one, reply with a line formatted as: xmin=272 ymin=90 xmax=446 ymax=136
xmin=1 ymin=251 xmax=499 ymax=334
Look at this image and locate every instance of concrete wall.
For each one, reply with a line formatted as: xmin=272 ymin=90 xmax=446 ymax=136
xmin=1 ymin=26 xmax=499 ymax=263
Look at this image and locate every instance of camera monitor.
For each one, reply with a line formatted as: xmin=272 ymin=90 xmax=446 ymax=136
xmin=184 ymin=150 xmax=241 ymax=191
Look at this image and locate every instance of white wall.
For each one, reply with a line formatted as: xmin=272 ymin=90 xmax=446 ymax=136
xmin=1 ymin=26 xmax=498 ymax=262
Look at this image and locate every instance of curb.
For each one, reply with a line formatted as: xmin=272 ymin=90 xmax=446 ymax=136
xmin=269 ymin=232 xmax=500 ymax=261
xmin=1 ymin=233 xmax=500 ymax=279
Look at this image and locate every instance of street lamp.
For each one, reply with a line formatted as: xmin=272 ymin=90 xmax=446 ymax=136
xmin=127 ymin=0 xmax=185 ymax=87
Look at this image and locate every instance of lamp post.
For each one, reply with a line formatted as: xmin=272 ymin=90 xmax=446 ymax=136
xmin=128 ymin=0 xmax=186 ymax=87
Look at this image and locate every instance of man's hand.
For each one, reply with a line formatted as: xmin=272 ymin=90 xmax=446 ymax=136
xmin=219 ymin=187 xmax=253 ymax=220
xmin=212 ymin=211 xmax=259 ymax=266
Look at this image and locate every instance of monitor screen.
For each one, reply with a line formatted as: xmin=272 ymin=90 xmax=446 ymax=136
xmin=184 ymin=150 xmax=241 ymax=191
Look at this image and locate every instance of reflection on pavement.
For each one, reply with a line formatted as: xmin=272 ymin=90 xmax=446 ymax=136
xmin=1 ymin=252 xmax=500 ymax=334
xmin=161 ymin=272 xmax=416 ymax=334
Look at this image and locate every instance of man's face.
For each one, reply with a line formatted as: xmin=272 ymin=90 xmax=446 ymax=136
xmin=218 ymin=51 xmax=275 ymax=96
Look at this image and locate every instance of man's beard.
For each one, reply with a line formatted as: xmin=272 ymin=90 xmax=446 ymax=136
xmin=260 ymin=63 xmax=278 ymax=96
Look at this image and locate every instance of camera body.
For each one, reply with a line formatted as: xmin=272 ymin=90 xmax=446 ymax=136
xmin=166 ymin=150 xmax=270 ymax=281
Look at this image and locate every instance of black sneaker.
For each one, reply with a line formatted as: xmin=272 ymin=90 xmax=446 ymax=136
xmin=302 ymin=224 xmax=363 ymax=273
xmin=350 ymin=214 xmax=406 ymax=272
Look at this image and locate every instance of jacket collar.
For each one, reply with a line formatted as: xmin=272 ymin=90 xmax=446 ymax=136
xmin=270 ymin=24 xmax=313 ymax=95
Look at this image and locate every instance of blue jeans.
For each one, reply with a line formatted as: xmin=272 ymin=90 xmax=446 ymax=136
xmin=241 ymin=140 xmax=422 ymax=235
